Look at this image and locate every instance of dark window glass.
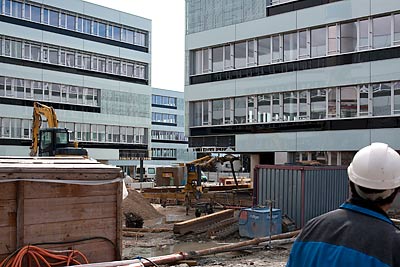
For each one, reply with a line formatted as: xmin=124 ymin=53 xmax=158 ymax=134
xmin=4 ymin=0 xmax=11 ymax=15
xmin=67 ymin=14 xmax=75 ymax=30
xmin=49 ymin=10 xmax=59 ymax=26
xmin=31 ymin=5 xmax=41 ymax=23
xmin=98 ymin=22 xmax=106 ymax=37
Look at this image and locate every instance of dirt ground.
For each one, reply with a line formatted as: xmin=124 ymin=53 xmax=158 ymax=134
xmin=122 ymin=189 xmax=291 ymax=267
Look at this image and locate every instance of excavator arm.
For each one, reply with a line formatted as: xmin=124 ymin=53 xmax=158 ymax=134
xmin=29 ymin=102 xmax=59 ymax=156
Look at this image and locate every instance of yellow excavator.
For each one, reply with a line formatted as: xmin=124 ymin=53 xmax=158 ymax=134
xmin=183 ymin=154 xmax=240 ymax=196
xmin=30 ymin=102 xmax=88 ymax=157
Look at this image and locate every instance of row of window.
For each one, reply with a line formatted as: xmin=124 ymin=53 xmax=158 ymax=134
xmin=0 ymin=76 xmax=100 ymax=106
xmin=0 ymin=0 xmax=148 ymax=47
xmin=294 ymin=151 xmax=355 ymax=166
xmin=152 ymin=112 xmax=177 ymax=124
xmin=151 ymin=130 xmax=187 ymax=142
xmin=0 ymin=117 xmax=148 ymax=145
xmin=151 ymin=148 xmax=176 ymax=158
xmin=152 ymin=94 xmax=177 ymax=107
xmin=190 ymin=81 xmax=400 ymax=126
xmin=190 ymin=13 xmax=400 ymax=75
xmin=0 ymin=36 xmax=148 ymax=80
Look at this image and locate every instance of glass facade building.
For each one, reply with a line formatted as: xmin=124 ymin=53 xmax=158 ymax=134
xmin=185 ymin=0 xmax=400 ymax=165
xmin=0 ymin=0 xmax=151 ymax=161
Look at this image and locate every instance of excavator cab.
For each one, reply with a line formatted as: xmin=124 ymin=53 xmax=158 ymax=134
xmin=30 ymin=102 xmax=88 ymax=157
xmin=38 ymin=128 xmax=88 ymax=157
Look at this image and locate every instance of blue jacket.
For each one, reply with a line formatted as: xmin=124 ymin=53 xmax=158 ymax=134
xmin=286 ymin=200 xmax=400 ymax=267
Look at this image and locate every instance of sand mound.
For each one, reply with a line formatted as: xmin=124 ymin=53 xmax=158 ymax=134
xmin=122 ymin=189 xmax=163 ymax=220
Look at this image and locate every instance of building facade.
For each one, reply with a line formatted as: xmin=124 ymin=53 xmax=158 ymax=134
xmin=150 ymin=88 xmax=196 ymax=164
xmin=110 ymin=88 xmax=196 ymax=177
xmin=0 ymin=0 xmax=151 ymax=161
xmin=185 ymin=0 xmax=400 ymax=167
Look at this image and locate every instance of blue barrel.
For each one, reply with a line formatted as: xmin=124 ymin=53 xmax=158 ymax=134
xmin=238 ymin=207 xmax=282 ymax=238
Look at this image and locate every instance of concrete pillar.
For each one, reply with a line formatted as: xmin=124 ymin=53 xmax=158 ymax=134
xmin=250 ymin=154 xmax=260 ymax=180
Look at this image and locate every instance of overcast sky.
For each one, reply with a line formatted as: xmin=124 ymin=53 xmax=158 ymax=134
xmin=85 ymin=0 xmax=185 ymax=92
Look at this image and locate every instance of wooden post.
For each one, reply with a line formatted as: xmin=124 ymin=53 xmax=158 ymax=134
xmin=16 ymin=181 xmax=24 ymax=248
xmin=116 ymin=181 xmax=122 ymax=260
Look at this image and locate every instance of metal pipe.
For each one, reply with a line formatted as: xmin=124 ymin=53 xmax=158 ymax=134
xmin=73 ymin=230 xmax=301 ymax=267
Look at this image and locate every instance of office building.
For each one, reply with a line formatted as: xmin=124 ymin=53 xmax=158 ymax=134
xmin=0 ymin=0 xmax=151 ymax=162
xmin=185 ymin=0 xmax=400 ymax=168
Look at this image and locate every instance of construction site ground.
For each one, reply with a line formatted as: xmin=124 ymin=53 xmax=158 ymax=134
xmin=122 ymin=189 xmax=291 ymax=267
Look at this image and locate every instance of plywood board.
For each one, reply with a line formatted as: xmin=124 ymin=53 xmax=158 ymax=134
xmin=0 ymin=200 xmax=16 ymax=227
xmin=0 ymin=226 xmax=16 ymax=255
xmin=24 ymin=218 xmax=116 ymax=244
xmin=24 ymin=195 xmax=116 ymax=224
xmin=0 ymin=183 xmax=16 ymax=200
xmin=23 ymin=182 xmax=116 ymax=199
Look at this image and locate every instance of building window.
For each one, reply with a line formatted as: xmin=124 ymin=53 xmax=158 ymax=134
xmin=224 ymin=98 xmax=231 ymax=124
xmin=203 ymin=101 xmax=209 ymax=125
xmin=394 ymin=14 xmax=400 ymax=44
xmin=202 ymin=48 xmax=209 ymax=73
xmin=341 ymin=21 xmax=357 ymax=53
xmin=283 ymin=92 xmax=297 ymax=121
xmin=258 ymin=94 xmax=271 ymax=123
xmin=224 ymin=45 xmax=232 ymax=69
xmin=358 ymin=84 xmax=369 ymax=117
xmin=372 ymin=83 xmax=391 ymax=116
xmin=284 ymin=32 xmax=297 ymax=61
xmin=271 ymin=35 xmax=281 ymax=62
xmin=234 ymin=41 xmax=246 ymax=69
xmin=340 ymin=86 xmax=357 ymax=118
xmin=258 ymin=37 xmax=271 ymax=65
xmin=310 ymin=89 xmax=326 ymax=120
xmin=247 ymin=40 xmax=256 ymax=66
xmin=311 ymin=27 xmax=326 ymax=57
xmin=327 ymin=88 xmax=338 ymax=118
xmin=298 ymin=30 xmax=310 ymax=58
xmin=328 ymin=25 xmax=339 ymax=55
xmin=234 ymin=97 xmax=246 ymax=124
xmin=212 ymin=46 xmax=223 ymax=72
xmin=212 ymin=99 xmax=223 ymax=125
xmin=394 ymin=82 xmax=400 ymax=114
xmin=272 ymin=94 xmax=281 ymax=121
xmin=372 ymin=16 xmax=391 ymax=49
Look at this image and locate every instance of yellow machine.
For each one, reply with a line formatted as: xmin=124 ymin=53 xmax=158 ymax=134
xmin=183 ymin=154 xmax=240 ymax=196
xmin=30 ymin=102 xmax=87 ymax=157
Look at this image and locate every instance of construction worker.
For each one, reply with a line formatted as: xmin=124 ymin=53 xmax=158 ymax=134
xmin=286 ymin=142 xmax=400 ymax=267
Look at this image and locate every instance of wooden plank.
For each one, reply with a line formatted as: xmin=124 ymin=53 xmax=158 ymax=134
xmin=0 ymin=183 xmax=16 ymax=200
xmin=0 ymin=172 xmax=121 ymax=180
xmin=40 ymin=240 xmax=116 ymax=263
xmin=0 ymin=226 xmax=16 ymax=255
xmin=0 ymin=199 xmax=16 ymax=227
xmin=173 ymin=209 xmax=235 ymax=235
xmin=16 ymin=181 xmax=24 ymax=248
xmin=24 ymin=195 xmax=116 ymax=224
xmin=116 ymin=179 xmax=122 ymax=260
xmin=23 ymin=182 xmax=117 ymax=199
xmin=24 ymin=218 xmax=116 ymax=244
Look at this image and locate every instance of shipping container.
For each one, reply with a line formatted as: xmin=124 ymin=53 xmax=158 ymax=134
xmin=254 ymin=165 xmax=349 ymax=228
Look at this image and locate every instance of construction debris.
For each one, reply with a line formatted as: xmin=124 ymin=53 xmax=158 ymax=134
xmin=73 ymin=230 xmax=300 ymax=267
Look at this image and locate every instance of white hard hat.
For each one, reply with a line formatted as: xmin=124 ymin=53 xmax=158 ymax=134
xmin=347 ymin=142 xmax=400 ymax=190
